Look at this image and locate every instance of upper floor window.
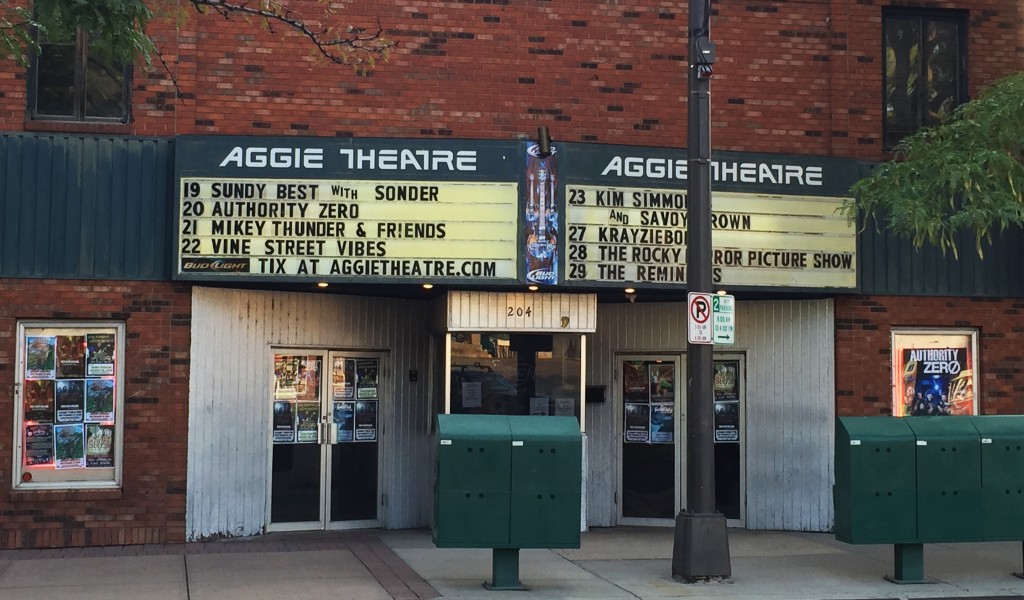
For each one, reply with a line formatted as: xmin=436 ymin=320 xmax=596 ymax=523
xmin=29 ymin=28 xmax=131 ymax=123
xmin=883 ymin=9 xmax=967 ymax=149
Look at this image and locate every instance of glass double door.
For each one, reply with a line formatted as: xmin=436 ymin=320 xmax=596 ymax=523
xmin=618 ymin=354 xmax=745 ymax=525
xmin=268 ymin=350 xmax=382 ymax=531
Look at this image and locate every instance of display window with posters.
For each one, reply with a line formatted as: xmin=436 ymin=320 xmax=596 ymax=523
xmin=13 ymin=322 xmax=125 ymax=489
xmin=891 ymin=329 xmax=979 ymax=417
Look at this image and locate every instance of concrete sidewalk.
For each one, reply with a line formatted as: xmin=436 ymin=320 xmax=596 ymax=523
xmin=1 ymin=527 xmax=1023 ymax=600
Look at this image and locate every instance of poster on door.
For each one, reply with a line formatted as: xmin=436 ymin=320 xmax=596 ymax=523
xmin=623 ymin=362 xmax=650 ymax=402
xmin=295 ymin=402 xmax=320 ymax=443
xmin=624 ymin=403 xmax=650 ymax=442
xmin=295 ymin=357 xmax=322 ymax=401
xmin=334 ymin=401 xmax=355 ymax=441
xmin=650 ymin=404 xmax=674 ymax=443
xmin=713 ymin=360 xmax=741 ymax=443
xmin=272 ymin=401 xmax=296 ymax=443
xmin=649 ymin=364 xmax=674 ymax=403
xmin=355 ymin=400 xmax=378 ymax=441
xmin=332 ymin=357 xmax=355 ymax=399
xmin=356 ymin=360 xmax=379 ymax=399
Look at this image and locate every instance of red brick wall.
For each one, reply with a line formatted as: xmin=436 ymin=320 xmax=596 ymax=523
xmin=835 ymin=295 xmax=1024 ymax=417
xmin=0 ymin=1 xmax=1019 ymax=161
xmin=0 ymin=280 xmax=191 ymax=549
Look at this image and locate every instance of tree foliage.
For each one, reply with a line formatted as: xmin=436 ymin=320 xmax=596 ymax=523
xmin=844 ymin=72 xmax=1024 ymax=258
xmin=0 ymin=0 xmax=393 ymax=75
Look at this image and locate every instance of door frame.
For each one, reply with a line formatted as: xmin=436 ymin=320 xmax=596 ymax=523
xmin=713 ymin=351 xmax=746 ymax=529
xmin=265 ymin=347 xmax=386 ymax=533
xmin=616 ymin=353 xmax=686 ymax=527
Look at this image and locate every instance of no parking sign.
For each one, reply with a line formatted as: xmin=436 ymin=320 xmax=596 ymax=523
xmin=688 ymin=292 xmax=736 ymax=345
xmin=688 ymin=292 xmax=713 ymax=344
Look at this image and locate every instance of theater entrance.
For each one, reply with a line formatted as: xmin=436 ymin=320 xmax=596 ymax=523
xmin=267 ymin=350 xmax=384 ymax=531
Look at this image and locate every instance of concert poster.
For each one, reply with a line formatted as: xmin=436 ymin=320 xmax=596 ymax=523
xmin=56 ymin=335 xmax=86 ymax=379
xmin=333 ymin=401 xmax=355 ymax=442
xmin=650 ymin=403 xmax=674 ymax=443
xmin=26 ymin=336 xmax=56 ymax=379
xmin=85 ymin=379 xmax=115 ymax=422
xmin=24 ymin=380 xmax=55 ymax=423
xmin=355 ymin=400 xmax=378 ymax=441
xmin=332 ymin=357 xmax=355 ymax=399
xmin=295 ymin=402 xmax=320 ymax=443
xmin=56 ymin=380 xmax=85 ymax=423
xmin=272 ymin=400 xmax=295 ymax=443
xmin=24 ymin=424 xmax=54 ymax=466
xmin=86 ymin=424 xmax=115 ymax=468
xmin=624 ymin=403 xmax=650 ymax=443
xmin=86 ymin=333 xmax=115 ymax=376
xmin=356 ymin=360 xmax=379 ymax=400
xmin=54 ymin=423 xmax=85 ymax=469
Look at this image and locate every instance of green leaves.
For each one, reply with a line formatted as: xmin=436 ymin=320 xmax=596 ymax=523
xmin=845 ymin=72 xmax=1024 ymax=258
xmin=0 ymin=0 xmax=154 ymax=67
xmin=34 ymin=0 xmax=155 ymax=65
xmin=1 ymin=1 xmax=393 ymax=78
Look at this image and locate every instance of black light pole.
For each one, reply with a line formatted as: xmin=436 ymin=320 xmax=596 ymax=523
xmin=671 ymin=0 xmax=731 ymax=582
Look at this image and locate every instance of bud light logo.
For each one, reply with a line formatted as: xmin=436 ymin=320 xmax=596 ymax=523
xmin=526 ymin=144 xmax=558 ymax=158
xmin=527 ymin=268 xmax=558 ymax=284
xmin=180 ymin=258 xmax=250 ymax=273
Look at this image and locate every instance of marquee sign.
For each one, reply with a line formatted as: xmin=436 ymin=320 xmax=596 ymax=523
xmin=173 ymin=136 xmax=862 ymax=291
xmin=174 ymin=137 xmax=521 ymax=284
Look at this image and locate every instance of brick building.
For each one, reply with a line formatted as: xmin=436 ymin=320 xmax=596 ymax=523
xmin=0 ymin=0 xmax=1021 ymax=548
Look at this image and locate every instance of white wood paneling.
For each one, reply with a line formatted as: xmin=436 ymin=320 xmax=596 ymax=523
xmin=586 ymin=299 xmax=834 ymax=531
xmin=447 ymin=291 xmax=597 ymax=332
xmin=186 ymin=287 xmax=433 ymax=541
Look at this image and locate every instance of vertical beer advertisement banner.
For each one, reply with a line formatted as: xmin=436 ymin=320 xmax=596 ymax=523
xmin=523 ymin=144 xmax=559 ymax=285
xmin=892 ymin=331 xmax=978 ymax=417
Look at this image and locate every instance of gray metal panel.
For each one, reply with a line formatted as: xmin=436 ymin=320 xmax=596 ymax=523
xmin=0 ymin=133 xmax=171 ymax=280
xmin=858 ymin=223 xmax=1024 ymax=297
xmin=586 ymin=299 xmax=834 ymax=531
xmin=186 ymin=287 xmax=433 ymax=541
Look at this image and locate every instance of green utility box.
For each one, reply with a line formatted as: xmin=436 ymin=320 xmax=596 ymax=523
xmin=508 ymin=416 xmax=583 ymax=548
xmin=971 ymin=415 xmax=1024 ymax=541
xmin=434 ymin=415 xmax=513 ymax=548
xmin=835 ymin=417 xmax=918 ymax=544
xmin=434 ymin=414 xmax=582 ymax=549
xmin=905 ymin=417 xmax=982 ymax=542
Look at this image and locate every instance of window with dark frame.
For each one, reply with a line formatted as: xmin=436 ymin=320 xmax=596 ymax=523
xmin=29 ymin=28 xmax=131 ymax=123
xmin=883 ymin=9 xmax=967 ymax=149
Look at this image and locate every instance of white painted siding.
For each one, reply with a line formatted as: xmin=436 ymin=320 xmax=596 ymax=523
xmin=585 ymin=299 xmax=835 ymax=531
xmin=447 ymin=291 xmax=597 ymax=332
xmin=186 ymin=287 xmax=434 ymax=541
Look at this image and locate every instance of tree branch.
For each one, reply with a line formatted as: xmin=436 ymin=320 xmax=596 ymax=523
xmin=188 ymin=0 xmax=394 ymax=69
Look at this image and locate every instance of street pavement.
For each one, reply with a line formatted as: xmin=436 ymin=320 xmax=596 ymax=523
xmin=1 ymin=527 xmax=1023 ymax=600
